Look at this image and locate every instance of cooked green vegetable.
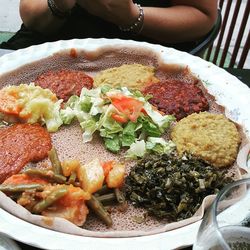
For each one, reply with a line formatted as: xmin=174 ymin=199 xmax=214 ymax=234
xmin=48 ymin=147 xmax=63 ymax=175
xmin=131 ymin=215 xmax=146 ymax=224
xmin=125 ymin=152 xmax=233 ymax=221
xmin=86 ymin=195 xmax=113 ymax=227
xmin=32 ymin=186 xmax=68 ymax=214
xmin=0 ymin=184 xmax=44 ymax=193
xmin=24 ymin=169 xmax=66 ymax=184
xmin=114 ymin=188 xmax=126 ymax=204
xmin=68 ymin=172 xmax=77 ymax=184
xmin=94 ymin=184 xmax=111 ymax=196
xmin=96 ymin=193 xmax=116 ymax=205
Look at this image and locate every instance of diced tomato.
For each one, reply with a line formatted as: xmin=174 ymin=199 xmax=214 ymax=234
xmin=101 ymin=161 xmax=114 ymax=177
xmin=141 ymin=108 xmax=147 ymax=115
xmin=110 ymin=95 xmax=144 ymax=122
xmin=3 ymin=173 xmax=49 ymax=185
xmin=111 ymin=113 xmax=128 ymax=123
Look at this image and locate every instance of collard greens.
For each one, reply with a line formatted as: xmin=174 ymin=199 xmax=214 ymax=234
xmin=125 ymin=153 xmax=233 ymax=221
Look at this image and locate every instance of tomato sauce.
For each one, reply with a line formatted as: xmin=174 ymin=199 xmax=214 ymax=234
xmin=143 ymin=80 xmax=209 ymax=120
xmin=35 ymin=70 xmax=93 ymax=101
xmin=70 ymin=48 xmax=78 ymax=58
xmin=0 ymin=124 xmax=52 ymax=183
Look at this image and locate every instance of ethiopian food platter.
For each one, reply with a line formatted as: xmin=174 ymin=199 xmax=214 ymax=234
xmin=0 ymin=39 xmax=250 ymax=249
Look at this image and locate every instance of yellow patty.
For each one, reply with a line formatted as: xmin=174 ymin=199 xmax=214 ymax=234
xmin=171 ymin=112 xmax=241 ymax=168
xmin=94 ymin=64 xmax=159 ymax=89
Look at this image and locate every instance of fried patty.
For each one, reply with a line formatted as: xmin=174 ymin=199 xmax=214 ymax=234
xmin=0 ymin=124 xmax=52 ymax=183
xmin=171 ymin=112 xmax=241 ymax=168
xmin=143 ymin=80 xmax=209 ymax=120
xmin=35 ymin=70 xmax=93 ymax=101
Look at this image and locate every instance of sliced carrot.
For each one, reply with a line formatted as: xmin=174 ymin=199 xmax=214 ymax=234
xmin=0 ymin=89 xmax=21 ymax=115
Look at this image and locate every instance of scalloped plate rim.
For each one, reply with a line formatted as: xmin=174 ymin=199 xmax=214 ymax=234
xmin=0 ymin=38 xmax=249 ymax=250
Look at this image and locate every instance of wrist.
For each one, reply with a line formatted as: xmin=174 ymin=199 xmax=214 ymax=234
xmin=53 ymin=0 xmax=73 ymax=12
xmin=119 ymin=4 xmax=144 ymax=34
xmin=118 ymin=3 xmax=139 ymax=27
xmin=47 ymin=0 xmax=73 ymax=19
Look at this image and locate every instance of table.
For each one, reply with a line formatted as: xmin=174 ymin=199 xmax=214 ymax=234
xmin=0 ymin=48 xmax=249 ymax=250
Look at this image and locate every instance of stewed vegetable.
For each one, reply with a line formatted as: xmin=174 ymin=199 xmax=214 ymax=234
xmin=125 ymin=152 xmax=233 ymax=221
xmin=0 ymin=148 xmax=127 ymax=227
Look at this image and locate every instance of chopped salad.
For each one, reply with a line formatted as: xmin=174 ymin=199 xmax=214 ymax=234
xmin=60 ymin=86 xmax=175 ymax=156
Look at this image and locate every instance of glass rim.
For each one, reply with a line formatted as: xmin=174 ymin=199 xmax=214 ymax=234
xmin=210 ymin=177 xmax=250 ymax=247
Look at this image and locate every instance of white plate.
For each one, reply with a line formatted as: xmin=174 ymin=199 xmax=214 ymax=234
xmin=0 ymin=38 xmax=250 ymax=250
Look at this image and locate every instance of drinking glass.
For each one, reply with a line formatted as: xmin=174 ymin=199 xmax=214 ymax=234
xmin=193 ymin=178 xmax=250 ymax=250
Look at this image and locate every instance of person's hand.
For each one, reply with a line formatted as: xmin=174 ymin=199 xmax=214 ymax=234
xmin=54 ymin=0 xmax=76 ymax=12
xmin=77 ymin=0 xmax=139 ymax=27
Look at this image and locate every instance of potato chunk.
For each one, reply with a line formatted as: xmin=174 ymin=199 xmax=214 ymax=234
xmin=106 ymin=163 xmax=125 ymax=188
xmin=61 ymin=159 xmax=80 ymax=177
xmin=77 ymin=158 xmax=104 ymax=194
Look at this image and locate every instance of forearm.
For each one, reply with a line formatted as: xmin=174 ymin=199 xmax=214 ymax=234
xmin=19 ymin=0 xmax=68 ymax=34
xmin=141 ymin=5 xmax=217 ymax=43
xmin=77 ymin=0 xmax=217 ymax=44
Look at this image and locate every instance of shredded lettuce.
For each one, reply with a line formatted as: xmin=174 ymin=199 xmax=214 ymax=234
xmin=126 ymin=140 xmax=146 ymax=159
xmin=143 ymin=102 xmax=175 ymax=131
xmin=100 ymin=85 xmax=112 ymax=94
xmin=60 ymin=86 xmax=175 ymax=156
xmin=66 ymin=95 xmax=79 ymax=109
xmin=60 ymin=107 xmax=75 ymax=125
xmin=121 ymin=122 xmax=137 ymax=147
xmin=43 ymin=99 xmax=63 ymax=132
xmin=104 ymin=135 xmax=121 ymax=153
xmin=126 ymin=137 xmax=175 ymax=159
xmin=100 ymin=117 xmax=123 ymax=138
xmin=138 ymin=116 xmax=162 ymax=137
xmin=80 ymin=88 xmax=104 ymax=116
xmin=146 ymin=137 xmax=176 ymax=155
xmin=81 ymin=118 xmax=99 ymax=143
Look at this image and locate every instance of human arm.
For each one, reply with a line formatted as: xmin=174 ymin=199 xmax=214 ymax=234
xmin=143 ymin=0 xmax=218 ymax=43
xmin=78 ymin=0 xmax=218 ymax=43
xmin=19 ymin=0 xmax=76 ymax=34
xmin=19 ymin=0 xmax=218 ymax=43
